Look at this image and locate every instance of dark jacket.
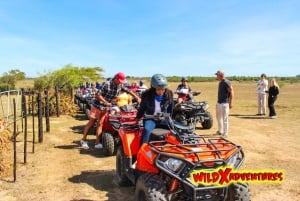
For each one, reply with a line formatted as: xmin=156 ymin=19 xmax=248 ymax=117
xmin=268 ymin=86 xmax=279 ymax=99
xmin=136 ymin=88 xmax=173 ymax=119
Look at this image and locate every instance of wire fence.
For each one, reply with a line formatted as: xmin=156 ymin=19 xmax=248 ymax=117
xmin=0 ymin=90 xmax=22 ymax=127
xmin=0 ymin=88 xmax=61 ymax=182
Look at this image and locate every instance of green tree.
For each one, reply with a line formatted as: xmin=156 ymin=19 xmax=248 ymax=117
xmin=0 ymin=69 xmax=26 ymax=91
xmin=34 ymin=64 xmax=104 ymax=91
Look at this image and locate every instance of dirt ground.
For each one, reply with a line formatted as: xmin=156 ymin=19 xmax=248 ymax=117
xmin=0 ymin=81 xmax=299 ymax=201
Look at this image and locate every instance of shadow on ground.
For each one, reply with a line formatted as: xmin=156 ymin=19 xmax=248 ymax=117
xmin=70 ymin=125 xmax=86 ymax=134
xmin=54 ymin=140 xmax=109 ymax=158
xmin=230 ymin=114 xmax=270 ymax=119
xmin=73 ymin=110 xmax=89 ymax=121
xmin=68 ymin=170 xmax=134 ymax=201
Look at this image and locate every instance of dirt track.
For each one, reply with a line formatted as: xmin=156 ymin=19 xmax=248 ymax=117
xmin=0 ymin=82 xmax=299 ymax=201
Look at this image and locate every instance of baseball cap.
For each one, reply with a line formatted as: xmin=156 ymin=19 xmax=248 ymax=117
xmin=215 ymin=70 xmax=224 ymax=76
xmin=115 ymin=72 xmax=126 ymax=84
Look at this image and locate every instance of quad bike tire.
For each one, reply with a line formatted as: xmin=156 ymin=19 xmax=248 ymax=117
xmin=174 ymin=114 xmax=187 ymax=125
xmin=74 ymin=97 xmax=78 ymax=104
xmin=116 ymin=146 xmax=132 ymax=186
xmin=102 ymin=131 xmax=115 ymax=156
xmin=226 ymin=183 xmax=251 ymax=201
xmin=135 ymin=173 xmax=168 ymax=201
xmin=201 ymin=112 xmax=213 ymax=129
xmin=79 ymin=102 xmax=85 ymax=111
xmin=85 ymin=108 xmax=90 ymax=119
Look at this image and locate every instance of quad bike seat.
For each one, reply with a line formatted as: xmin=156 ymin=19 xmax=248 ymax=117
xmin=150 ymin=128 xmax=169 ymax=141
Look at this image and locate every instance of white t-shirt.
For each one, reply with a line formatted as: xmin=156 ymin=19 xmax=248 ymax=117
xmin=154 ymin=100 xmax=162 ymax=115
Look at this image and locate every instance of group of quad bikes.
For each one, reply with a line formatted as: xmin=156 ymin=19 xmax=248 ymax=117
xmin=74 ymin=88 xmax=251 ymax=201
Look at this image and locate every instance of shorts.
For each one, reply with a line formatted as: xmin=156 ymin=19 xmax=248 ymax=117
xmin=89 ymin=105 xmax=107 ymax=119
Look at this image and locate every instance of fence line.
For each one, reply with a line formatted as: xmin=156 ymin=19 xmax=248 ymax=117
xmin=0 ymin=88 xmax=57 ymax=182
xmin=0 ymin=90 xmax=22 ymax=126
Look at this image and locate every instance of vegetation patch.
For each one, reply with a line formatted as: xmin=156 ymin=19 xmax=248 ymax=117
xmin=0 ymin=120 xmax=12 ymax=178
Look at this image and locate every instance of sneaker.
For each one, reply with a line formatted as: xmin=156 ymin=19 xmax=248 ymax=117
xmin=131 ymin=161 xmax=137 ymax=169
xmin=215 ymin=131 xmax=223 ymax=135
xmin=80 ymin=140 xmax=89 ymax=150
xmin=270 ymin=115 xmax=277 ymax=119
xmin=94 ymin=143 xmax=103 ymax=149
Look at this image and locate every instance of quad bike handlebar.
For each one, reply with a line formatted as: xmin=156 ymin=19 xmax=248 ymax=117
xmin=144 ymin=112 xmax=195 ymax=138
xmin=192 ymin=91 xmax=201 ymax=96
xmin=174 ymin=90 xmax=201 ymax=96
xmin=144 ymin=112 xmax=171 ymax=121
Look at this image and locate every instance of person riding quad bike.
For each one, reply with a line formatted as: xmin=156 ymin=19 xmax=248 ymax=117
xmin=175 ymin=77 xmax=194 ymax=105
xmin=136 ymin=74 xmax=173 ymax=144
xmin=173 ymin=77 xmax=213 ymax=129
xmin=109 ymin=112 xmax=251 ymax=201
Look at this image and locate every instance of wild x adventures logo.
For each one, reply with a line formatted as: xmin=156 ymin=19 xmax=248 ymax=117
xmin=190 ymin=166 xmax=284 ymax=186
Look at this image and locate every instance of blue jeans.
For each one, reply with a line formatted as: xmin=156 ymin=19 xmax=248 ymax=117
xmin=142 ymin=119 xmax=168 ymax=144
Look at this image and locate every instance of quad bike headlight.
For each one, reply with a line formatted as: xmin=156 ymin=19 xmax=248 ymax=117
xmin=165 ymin=158 xmax=184 ymax=172
xmin=202 ymin=103 xmax=209 ymax=111
xmin=180 ymin=105 xmax=186 ymax=110
xmin=227 ymin=154 xmax=238 ymax=168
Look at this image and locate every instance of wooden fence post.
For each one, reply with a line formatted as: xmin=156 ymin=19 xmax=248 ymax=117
xmin=13 ymin=98 xmax=17 ymax=182
xmin=55 ymin=86 xmax=60 ymax=117
xmin=22 ymin=91 xmax=27 ymax=164
xmin=32 ymin=95 xmax=35 ymax=153
xmin=44 ymin=89 xmax=50 ymax=132
xmin=37 ymin=92 xmax=43 ymax=143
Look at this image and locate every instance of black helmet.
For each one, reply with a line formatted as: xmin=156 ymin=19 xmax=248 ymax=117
xmin=181 ymin=77 xmax=188 ymax=82
xmin=151 ymin=74 xmax=168 ymax=89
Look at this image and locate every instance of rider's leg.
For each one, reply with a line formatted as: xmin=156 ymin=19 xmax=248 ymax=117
xmin=142 ymin=120 xmax=156 ymax=144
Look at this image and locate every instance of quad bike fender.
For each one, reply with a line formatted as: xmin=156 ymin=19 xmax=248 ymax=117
xmin=165 ymin=134 xmax=181 ymax=145
xmin=136 ymin=143 xmax=159 ymax=174
xmin=119 ymin=128 xmax=142 ymax=157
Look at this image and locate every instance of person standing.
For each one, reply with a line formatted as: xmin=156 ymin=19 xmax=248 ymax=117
xmin=80 ymin=72 xmax=126 ymax=149
xmin=136 ymin=74 xmax=173 ymax=144
xmin=256 ymin=73 xmax=268 ymax=115
xmin=267 ymin=78 xmax=280 ymax=118
xmin=215 ymin=70 xmax=234 ymax=137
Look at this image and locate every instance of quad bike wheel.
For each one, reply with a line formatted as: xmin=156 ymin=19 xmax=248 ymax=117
xmin=135 ymin=173 xmax=168 ymax=201
xmin=174 ymin=114 xmax=187 ymax=125
xmin=116 ymin=146 xmax=132 ymax=186
xmin=85 ymin=108 xmax=90 ymax=119
xmin=79 ymin=102 xmax=84 ymax=111
xmin=201 ymin=112 xmax=213 ymax=129
xmin=102 ymin=131 xmax=115 ymax=156
xmin=226 ymin=183 xmax=251 ymax=201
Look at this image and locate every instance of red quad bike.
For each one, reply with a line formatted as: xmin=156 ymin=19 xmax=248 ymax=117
xmin=109 ymin=113 xmax=251 ymax=201
xmin=100 ymin=105 xmax=138 ymax=156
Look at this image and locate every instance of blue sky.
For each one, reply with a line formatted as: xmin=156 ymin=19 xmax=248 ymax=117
xmin=0 ymin=0 xmax=299 ymax=78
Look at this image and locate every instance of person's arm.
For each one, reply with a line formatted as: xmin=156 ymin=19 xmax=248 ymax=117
xmin=127 ymin=94 xmax=133 ymax=105
xmin=175 ymin=84 xmax=182 ymax=93
xmin=228 ymin=86 xmax=234 ymax=109
xmin=122 ymin=87 xmax=141 ymax=103
xmin=96 ymin=94 xmax=112 ymax=107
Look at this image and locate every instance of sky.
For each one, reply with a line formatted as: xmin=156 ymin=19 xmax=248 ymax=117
xmin=0 ymin=0 xmax=299 ymax=78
